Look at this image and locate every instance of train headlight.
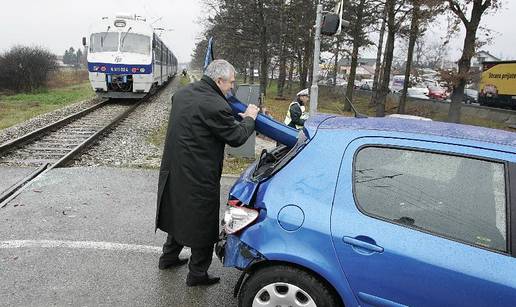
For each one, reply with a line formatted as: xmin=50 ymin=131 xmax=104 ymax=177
xmin=132 ymin=68 xmax=138 ymax=73
xmin=100 ymin=66 xmax=107 ymax=72
xmin=140 ymin=68 xmax=145 ymax=73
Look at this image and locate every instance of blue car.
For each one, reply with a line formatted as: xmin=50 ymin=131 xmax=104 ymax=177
xmin=216 ymin=114 xmax=516 ymax=307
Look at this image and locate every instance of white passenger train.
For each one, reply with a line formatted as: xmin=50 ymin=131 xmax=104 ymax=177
xmin=84 ymin=14 xmax=177 ymax=99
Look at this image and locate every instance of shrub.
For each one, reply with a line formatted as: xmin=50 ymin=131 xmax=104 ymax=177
xmin=0 ymin=46 xmax=58 ymax=92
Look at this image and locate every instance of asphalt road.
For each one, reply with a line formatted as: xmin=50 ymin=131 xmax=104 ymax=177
xmin=0 ymin=167 xmax=241 ymax=306
xmin=0 ymin=167 xmax=37 ymax=195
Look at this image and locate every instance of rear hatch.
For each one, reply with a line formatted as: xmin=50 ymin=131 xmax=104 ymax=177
xmin=228 ymin=132 xmax=308 ymax=206
xmin=227 ymin=113 xmax=336 ymax=206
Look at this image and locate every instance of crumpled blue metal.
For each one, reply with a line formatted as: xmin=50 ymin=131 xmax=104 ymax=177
xmin=223 ymin=234 xmax=264 ymax=270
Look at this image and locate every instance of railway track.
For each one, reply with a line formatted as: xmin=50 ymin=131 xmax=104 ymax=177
xmin=0 ymin=98 xmax=144 ymax=207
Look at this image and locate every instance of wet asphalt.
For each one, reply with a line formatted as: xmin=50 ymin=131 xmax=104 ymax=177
xmin=0 ymin=167 xmax=241 ymax=306
xmin=0 ymin=167 xmax=37 ymax=194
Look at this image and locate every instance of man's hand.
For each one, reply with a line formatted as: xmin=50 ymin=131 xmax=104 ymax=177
xmin=238 ymin=104 xmax=259 ymax=120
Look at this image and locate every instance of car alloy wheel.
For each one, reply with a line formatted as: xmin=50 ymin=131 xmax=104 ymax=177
xmin=253 ymin=282 xmax=316 ymax=307
xmin=239 ymin=265 xmax=339 ymax=307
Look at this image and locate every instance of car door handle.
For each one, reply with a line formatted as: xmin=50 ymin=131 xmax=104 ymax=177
xmin=343 ymin=236 xmax=384 ymax=254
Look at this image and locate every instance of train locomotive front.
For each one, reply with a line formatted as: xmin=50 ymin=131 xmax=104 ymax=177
xmin=85 ymin=14 xmax=177 ymax=99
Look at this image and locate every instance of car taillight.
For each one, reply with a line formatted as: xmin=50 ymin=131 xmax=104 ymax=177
xmin=223 ymin=201 xmax=258 ymax=234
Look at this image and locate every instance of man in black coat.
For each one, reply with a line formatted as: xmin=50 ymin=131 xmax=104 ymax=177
xmin=155 ymin=59 xmax=258 ymax=286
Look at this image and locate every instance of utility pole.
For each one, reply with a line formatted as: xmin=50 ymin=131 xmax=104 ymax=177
xmin=310 ymin=1 xmax=347 ymax=116
xmin=310 ymin=3 xmax=323 ymax=116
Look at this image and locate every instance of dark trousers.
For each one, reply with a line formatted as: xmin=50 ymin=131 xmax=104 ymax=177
xmin=161 ymin=234 xmax=213 ymax=276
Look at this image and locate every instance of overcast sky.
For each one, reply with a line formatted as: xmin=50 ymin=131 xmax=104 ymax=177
xmin=434 ymin=0 xmax=516 ymax=60
xmin=0 ymin=0 xmax=204 ymax=63
xmin=0 ymin=0 xmax=515 ymax=63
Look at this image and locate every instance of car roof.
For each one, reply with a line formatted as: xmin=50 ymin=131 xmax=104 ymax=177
xmin=304 ymin=114 xmax=516 ymax=150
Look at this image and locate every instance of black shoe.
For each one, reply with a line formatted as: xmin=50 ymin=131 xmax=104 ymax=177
xmin=186 ymin=273 xmax=220 ymax=287
xmin=158 ymin=257 xmax=188 ymax=270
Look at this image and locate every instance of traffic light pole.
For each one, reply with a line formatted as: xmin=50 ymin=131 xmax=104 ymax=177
xmin=309 ymin=3 xmax=323 ymax=116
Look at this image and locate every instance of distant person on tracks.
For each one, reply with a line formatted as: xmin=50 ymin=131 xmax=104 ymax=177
xmin=155 ymin=59 xmax=259 ymax=287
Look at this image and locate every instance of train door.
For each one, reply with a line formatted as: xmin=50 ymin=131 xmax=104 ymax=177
xmin=152 ymin=35 xmax=157 ymax=85
xmin=160 ymin=41 xmax=163 ymax=85
xmin=166 ymin=51 xmax=169 ymax=79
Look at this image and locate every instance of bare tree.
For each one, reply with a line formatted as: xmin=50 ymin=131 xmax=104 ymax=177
xmin=398 ymin=0 xmax=443 ymax=113
xmin=370 ymin=5 xmax=387 ymax=106
xmin=446 ymin=0 xmax=501 ymax=123
xmin=375 ymin=0 xmax=410 ymax=117
xmin=342 ymin=0 xmax=376 ymax=111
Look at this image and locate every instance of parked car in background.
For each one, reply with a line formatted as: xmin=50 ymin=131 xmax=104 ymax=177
xmin=318 ymin=78 xmax=333 ymax=86
xmin=358 ymin=79 xmax=374 ymax=91
xmin=359 ymin=83 xmax=371 ymax=90
xmin=335 ymin=78 xmax=347 ymax=87
xmin=218 ymin=114 xmax=516 ymax=307
xmin=389 ymin=75 xmax=405 ymax=92
xmin=407 ymin=86 xmax=429 ymax=99
xmin=427 ymin=86 xmax=448 ymax=100
xmin=464 ymin=88 xmax=479 ymax=104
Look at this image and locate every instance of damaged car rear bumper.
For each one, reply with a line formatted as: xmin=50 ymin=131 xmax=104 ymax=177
xmin=216 ymin=233 xmax=265 ymax=270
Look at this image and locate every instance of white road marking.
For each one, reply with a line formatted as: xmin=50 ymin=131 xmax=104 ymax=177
xmin=0 ymin=240 xmax=217 ymax=258
xmin=0 ymin=239 xmax=163 ymax=253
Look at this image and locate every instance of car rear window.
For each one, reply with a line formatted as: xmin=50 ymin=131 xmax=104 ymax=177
xmin=252 ymin=131 xmax=308 ymax=181
xmin=353 ymin=147 xmax=507 ymax=253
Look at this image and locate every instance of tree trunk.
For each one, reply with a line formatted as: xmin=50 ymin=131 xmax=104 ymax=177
xmin=259 ymin=52 xmax=268 ymax=96
xmin=287 ymin=57 xmax=294 ymax=90
xmin=448 ymin=1 xmax=483 ymax=123
xmin=344 ymin=43 xmax=360 ymax=112
xmin=300 ymin=44 xmax=310 ymax=90
xmin=344 ymin=0 xmax=366 ymax=111
xmin=250 ymin=60 xmax=255 ymax=84
xmin=448 ymin=27 xmax=477 ymax=123
xmin=376 ymin=27 xmax=395 ymax=117
xmin=304 ymin=38 xmax=313 ymax=89
xmin=257 ymin=0 xmax=269 ymax=96
xmin=278 ymin=53 xmax=287 ymax=97
xmin=370 ymin=7 xmax=386 ymax=107
xmin=269 ymin=64 xmax=275 ymax=87
xmin=277 ymin=0 xmax=287 ymax=97
xmin=333 ymin=39 xmax=340 ymax=87
xmin=398 ymin=4 xmax=420 ymax=114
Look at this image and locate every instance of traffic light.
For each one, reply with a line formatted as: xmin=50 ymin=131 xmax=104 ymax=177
xmin=321 ymin=0 xmax=347 ymax=36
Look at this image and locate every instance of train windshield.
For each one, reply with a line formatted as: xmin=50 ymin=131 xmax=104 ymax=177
xmin=120 ymin=33 xmax=150 ymax=55
xmin=90 ymin=32 xmax=119 ymax=53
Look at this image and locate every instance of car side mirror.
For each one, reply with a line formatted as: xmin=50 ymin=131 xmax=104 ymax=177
xmin=82 ymin=37 xmax=87 ymax=47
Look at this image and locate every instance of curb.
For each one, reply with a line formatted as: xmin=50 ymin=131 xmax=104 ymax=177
xmin=221 ymin=174 xmax=240 ymax=179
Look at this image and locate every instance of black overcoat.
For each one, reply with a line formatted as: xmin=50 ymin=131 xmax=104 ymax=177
xmin=155 ymin=76 xmax=255 ymax=248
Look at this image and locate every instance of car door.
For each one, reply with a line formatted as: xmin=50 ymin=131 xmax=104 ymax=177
xmin=331 ymin=137 xmax=516 ymax=307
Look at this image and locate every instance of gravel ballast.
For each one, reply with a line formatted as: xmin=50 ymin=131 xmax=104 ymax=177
xmin=0 ymin=98 xmax=101 ymax=145
xmin=71 ymin=78 xmax=179 ymax=168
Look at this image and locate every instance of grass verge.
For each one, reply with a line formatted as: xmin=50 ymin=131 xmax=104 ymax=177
xmin=259 ymin=79 xmax=514 ymax=131
xmin=0 ymin=82 xmax=94 ymax=130
xmin=223 ymin=156 xmax=255 ymax=175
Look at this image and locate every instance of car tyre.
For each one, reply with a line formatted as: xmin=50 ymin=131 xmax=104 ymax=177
xmin=238 ymin=265 xmax=340 ymax=307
